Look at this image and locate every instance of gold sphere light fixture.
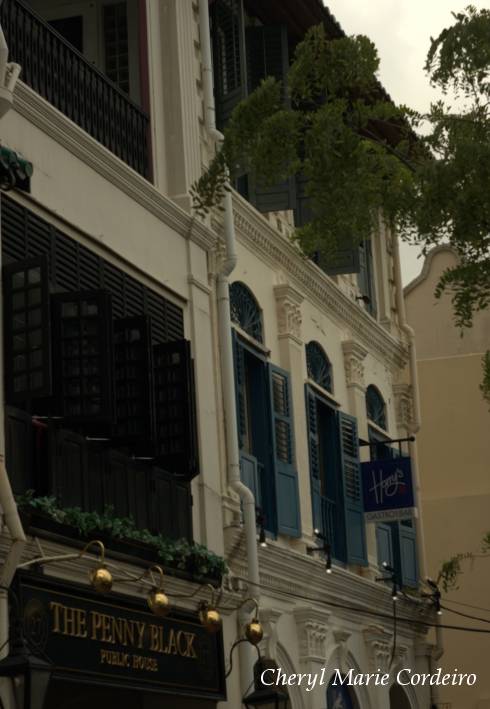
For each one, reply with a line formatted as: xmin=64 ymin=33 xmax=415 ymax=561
xmin=146 ymin=566 xmax=171 ymax=617
xmin=199 ymin=585 xmax=222 ymax=634
xmin=245 ymin=617 xmax=263 ymax=646
xmin=80 ymin=540 xmax=113 ymax=594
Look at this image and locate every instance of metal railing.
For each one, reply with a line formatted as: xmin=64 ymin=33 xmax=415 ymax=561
xmin=1 ymin=0 xmax=150 ymax=177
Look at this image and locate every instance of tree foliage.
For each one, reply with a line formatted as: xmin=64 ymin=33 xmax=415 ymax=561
xmin=192 ymin=5 xmax=490 ymax=398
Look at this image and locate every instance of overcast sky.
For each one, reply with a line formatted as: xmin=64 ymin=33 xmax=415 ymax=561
xmin=324 ymin=0 xmax=488 ymax=284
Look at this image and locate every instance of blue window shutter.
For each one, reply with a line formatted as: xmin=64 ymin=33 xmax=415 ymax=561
xmin=240 ymin=452 xmax=260 ymax=505
xmin=376 ymin=523 xmax=394 ymax=569
xmin=338 ymin=412 xmax=367 ymax=565
xmin=305 ymin=384 xmax=322 ymax=534
xmin=268 ymin=364 xmax=301 ymax=537
xmin=232 ymin=330 xmax=247 ymax=448
xmin=398 ymin=521 xmax=418 ymax=588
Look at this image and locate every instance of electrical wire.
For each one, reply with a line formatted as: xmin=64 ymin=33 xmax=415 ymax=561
xmin=228 ymin=574 xmax=490 ymax=634
xmin=442 ymin=598 xmax=490 ymax=615
xmin=440 ymin=604 xmax=490 ymax=625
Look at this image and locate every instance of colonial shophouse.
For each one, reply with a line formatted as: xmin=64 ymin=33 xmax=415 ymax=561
xmin=0 ymin=1 xmax=436 ymax=709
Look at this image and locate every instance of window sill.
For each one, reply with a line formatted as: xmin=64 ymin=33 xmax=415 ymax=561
xmin=306 ymin=378 xmax=341 ymax=407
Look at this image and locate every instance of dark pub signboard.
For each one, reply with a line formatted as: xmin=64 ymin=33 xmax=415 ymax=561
xmin=17 ymin=574 xmax=226 ymax=700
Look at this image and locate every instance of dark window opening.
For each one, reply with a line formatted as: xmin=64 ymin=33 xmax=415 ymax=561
xmin=48 ymin=15 xmax=83 ymax=52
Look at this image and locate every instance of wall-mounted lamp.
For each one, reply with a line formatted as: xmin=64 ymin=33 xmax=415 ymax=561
xmin=133 ymin=565 xmax=170 ymax=617
xmin=376 ymin=561 xmax=399 ymax=601
xmin=256 ymin=508 xmax=267 ymax=548
xmin=80 ymin=540 xmax=113 ymax=594
xmin=308 ymin=529 xmax=333 ymax=575
xmin=199 ymin=585 xmax=222 ymax=634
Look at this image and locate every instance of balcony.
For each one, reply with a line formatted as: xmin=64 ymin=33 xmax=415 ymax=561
xmin=6 ymin=406 xmax=193 ymax=542
xmin=0 ymin=0 xmax=149 ymax=177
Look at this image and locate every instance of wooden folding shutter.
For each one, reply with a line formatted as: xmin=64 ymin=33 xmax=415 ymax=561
xmin=113 ymin=315 xmax=154 ymax=452
xmin=5 ymin=407 xmax=33 ymax=495
xmin=358 ymin=240 xmax=377 ymax=313
xmin=396 ymin=520 xmax=418 ymax=588
xmin=245 ymin=25 xmax=296 ymax=213
xmin=376 ymin=523 xmax=395 ymax=569
xmin=3 ymin=256 xmax=52 ymax=403
xmin=305 ymin=385 xmax=322 ymax=534
xmin=232 ymin=330 xmax=247 ymax=449
xmin=50 ymin=428 xmax=87 ymax=508
xmin=51 ymin=290 xmax=114 ymax=424
xmin=240 ymin=452 xmax=260 ymax=505
xmin=338 ymin=412 xmax=367 ymax=565
xmin=153 ymin=339 xmax=199 ymax=478
xmin=211 ymin=0 xmax=246 ymax=130
xmin=268 ymin=364 xmax=301 ymax=537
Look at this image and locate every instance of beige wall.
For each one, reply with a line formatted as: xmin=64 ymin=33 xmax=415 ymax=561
xmin=405 ymin=246 xmax=490 ymax=709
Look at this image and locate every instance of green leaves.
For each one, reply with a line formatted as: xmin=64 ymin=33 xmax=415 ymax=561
xmin=16 ymin=494 xmax=227 ymax=582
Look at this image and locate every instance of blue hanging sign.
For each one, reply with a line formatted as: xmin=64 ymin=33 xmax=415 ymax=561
xmin=361 ymin=456 xmax=415 ymax=522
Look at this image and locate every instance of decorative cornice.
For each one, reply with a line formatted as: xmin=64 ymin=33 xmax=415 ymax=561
xmin=342 ymin=340 xmax=368 ymax=390
xmin=363 ymin=625 xmax=393 ymax=673
xmin=393 ymin=383 xmax=414 ymax=430
xmin=257 ymin=607 xmax=283 ymax=661
xmin=294 ymin=607 xmax=331 ymax=664
xmin=274 ymin=283 xmax=304 ymax=344
xmin=232 ymin=194 xmax=408 ymax=370
xmin=13 ymin=82 xmax=217 ymax=253
xmin=225 ymin=529 xmax=431 ymax=643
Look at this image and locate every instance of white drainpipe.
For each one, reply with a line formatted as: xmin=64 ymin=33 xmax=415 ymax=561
xmin=0 ymin=27 xmax=27 ymax=709
xmin=198 ymin=0 xmax=260 ymax=697
xmin=393 ymin=231 xmax=443 ymax=706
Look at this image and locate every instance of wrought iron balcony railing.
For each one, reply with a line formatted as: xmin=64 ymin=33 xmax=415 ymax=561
xmin=0 ymin=0 xmax=149 ymax=178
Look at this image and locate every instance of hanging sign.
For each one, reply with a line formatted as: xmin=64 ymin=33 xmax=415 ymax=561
xmin=17 ymin=574 xmax=226 ymax=700
xmin=361 ymin=456 xmax=415 ymax=522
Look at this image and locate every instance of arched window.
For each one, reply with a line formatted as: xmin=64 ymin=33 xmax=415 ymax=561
xmin=327 ymin=678 xmax=359 ymax=709
xmin=229 ymin=281 xmax=263 ymax=343
xmin=306 ymin=341 xmax=333 ymax=393
xmin=366 ymin=384 xmax=387 ymax=431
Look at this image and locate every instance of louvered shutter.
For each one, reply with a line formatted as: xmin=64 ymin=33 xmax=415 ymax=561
xmin=3 ymin=256 xmax=52 ymax=402
xmin=245 ymin=24 xmax=295 ymax=213
xmin=51 ymin=290 xmax=114 ymax=424
xmin=305 ymin=385 xmax=322 ymax=534
xmin=153 ymin=339 xmax=199 ymax=478
xmin=376 ymin=522 xmax=394 ymax=569
xmin=50 ymin=428 xmax=87 ymax=508
xmin=357 ymin=240 xmax=377 ymax=316
xmin=211 ymin=0 xmax=246 ymax=130
xmin=268 ymin=364 xmax=301 ymax=537
xmin=113 ymin=315 xmax=154 ymax=452
xmin=338 ymin=412 xmax=367 ymax=565
xmin=397 ymin=520 xmax=418 ymax=588
xmin=149 ymin=467 xmax=192 ymax=540
xmin=5 ymin=407 xmax=33 ymax=495
xmin=232 ymin=330 xmax=247 ymax=449
xmin=240 ymin=451 xmax=260 ymax=504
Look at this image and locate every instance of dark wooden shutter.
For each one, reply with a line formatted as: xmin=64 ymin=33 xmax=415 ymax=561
xmin=232 ymin=330 xmax=247 ymax=448
xmin=396 ymin=520 xmax=418 ymax=588
xmin=153 ymin=339 xmax=199 ymax=478
xmin=376 ymin=522 xmax=394 ymax=569
xmin=245 ymin=24 xmax=295 ymax=213
xmin=50 ymin=428 xmax=87 ymax=508
xmin=113 ymin=315 xmax=154 ymax=452
xmin=211 ymin=0 xmax=246 ymax=130
xmin=268 ymin=364 xmax=301 ymax=537
xmin=149 ymin=467 xmax=192 ymax=540
xmin=338 ymin=412 xmax=367 ymax=565
xmin=357 ymin=240 xmax=377 ymax=315
xmin=3 ymin=256 xmax=52 ymax=403
xmin=245 ymin=25 xmax=289 ymax=93
xmin=305 ymin=385 xmax=322 ymax=534
xmin=240 ymin=451 xmax=260 ymax=505
xmin=5 ymin=406 xmax=33 ymax=495
xmin=51 ymin=290 xmax=114 ymax=424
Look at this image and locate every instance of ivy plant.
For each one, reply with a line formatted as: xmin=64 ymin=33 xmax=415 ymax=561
xmin=16 ymin=491 xmax=227 ymax=583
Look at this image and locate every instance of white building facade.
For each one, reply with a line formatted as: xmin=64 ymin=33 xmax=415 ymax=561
xmin=0 ymin=1 xmax=435 ymax=709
